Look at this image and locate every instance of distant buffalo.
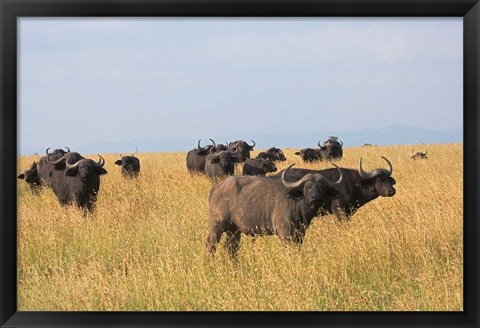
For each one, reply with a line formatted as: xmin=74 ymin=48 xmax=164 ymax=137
xmin=411 ymin=150 xmax=428 ymax=160
xmin=318 ymin=136 xmax=343 ymax=159
xmin=207 ymin=164 xmax=343 ymax=257
xmin=45 ymin=152 xmax=107 ymax=213
xmin=204 ymin=148 xmax=239 ymax=179
xmin=227 ymin=140 xmax=255 ymax=162
xmin=186 ymin=139 xmax=215 ymax=173
xmin=17 ymin=161 xmax=41 ymax=193
xmin=115 ymin=155 xmax=140 ymax=178
xmin=295 ymin=137 xmax=343 ymax=162
xmin=276 ymin=156 xmax=396 ymax=220
xmin=256 ymin=147 xmax=286 ymax=162
xmin=242 ymin=158 xmax=277 ymax=176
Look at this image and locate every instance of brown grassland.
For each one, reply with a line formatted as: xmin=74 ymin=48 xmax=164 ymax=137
xmin=17 ymin=143 xmax=463 ymax=311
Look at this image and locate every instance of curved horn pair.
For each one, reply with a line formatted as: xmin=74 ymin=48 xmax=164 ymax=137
xmin=45 ymin=146 xmax=70 ymax=155
xmin=281 ymin=164 xmax=343 ymax=189
xmin=66 ymin=155 xmax=105 ymax=170
xmin=358 ymin=156 xmax=393 ymax=179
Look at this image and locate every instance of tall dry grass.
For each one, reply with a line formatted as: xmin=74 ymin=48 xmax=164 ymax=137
xmin=17 ymin=144 xmax=462 ymax=311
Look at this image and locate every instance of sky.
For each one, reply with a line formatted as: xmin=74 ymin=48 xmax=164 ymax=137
xmin=18 ymin=18 xmax=462 ymax=154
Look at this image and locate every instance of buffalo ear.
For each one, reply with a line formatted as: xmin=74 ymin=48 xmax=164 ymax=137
xmin=17 ymin=173 xmax=25 ymax=179
xmin=95 ymin=167 xmax=108 ymax=176
xmin=286 ymin=189 xmax=303 ymax=200
xmin=114 ymin=160 xmax=122 ymax=166
xmin=389 ymin=177 xmax=397 ymax=185
xmin=294 ymin=152 xmax=300 ymax=155
xmin=65 ymin=167 xmax=78 ymax=176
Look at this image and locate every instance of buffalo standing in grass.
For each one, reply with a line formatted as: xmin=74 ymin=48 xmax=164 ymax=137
xmin=227 ymin=140 xmax=255 ymax=162
xmin=242 ymin=158 xmax=277 ymax=176
xmin=276 ymin=156 xmax=396 ymax=220
xmin=256 ymin=147 xmax=287 ymax=162
xmin=411 ymin=150 xmax=428 ymax=160
xmin=186 ymin=139 xmax=215 ymax=173
xmin=294 ymin=148 xmax=322 ymax=162
xmin=207 ymin=164 xmax=343 ymax=257
xmin=295 ymin=137 xmax=344 ymax=162
xmin=17 ymin=147 xmax=71 ymax=191
xmin=318 ymin=136 xmax=343 ymax=159
xmin=115 ymin=155 xmax=141 ymax=178
xmin=45 ymin=152 xmax=107 ymax=213
xmin=204 ymin=148 xmax=239 ymax=179
xmin=17 ymin=161 xmax=41 ymax=193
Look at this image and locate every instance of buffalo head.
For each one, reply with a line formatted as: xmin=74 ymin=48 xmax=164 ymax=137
xmin=282 ymin=163 xmax=343 ymax=209
xmin=358 ymin=156 xmax=396 ymax=197
xmin=17 ymin=161 xmax=41 ymax=191
xmin=65 ymin=155 xmax=107 ymax=181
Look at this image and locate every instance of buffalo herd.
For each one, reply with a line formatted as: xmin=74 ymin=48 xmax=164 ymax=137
xmin=19 ymin=137 xmax=406 ymax=259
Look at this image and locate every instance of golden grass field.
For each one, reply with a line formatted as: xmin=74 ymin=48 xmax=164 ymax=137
xmin=17 ymin=143 xmax=463 ymax=311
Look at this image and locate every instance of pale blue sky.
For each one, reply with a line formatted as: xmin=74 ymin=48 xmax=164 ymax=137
xmin=18 ymin=18 xmax=462 ymax=154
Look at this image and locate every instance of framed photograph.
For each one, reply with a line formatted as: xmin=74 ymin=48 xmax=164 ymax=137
xmin=1 ymin=0 xmax=478 ymax=327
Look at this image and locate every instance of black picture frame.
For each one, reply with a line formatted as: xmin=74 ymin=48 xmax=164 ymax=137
xmin=1 ymin=0 xmax=478 ymax=327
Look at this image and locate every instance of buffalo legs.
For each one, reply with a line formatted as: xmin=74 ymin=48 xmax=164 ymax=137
xmin=206 ymin=219 xmax=241 ymax=258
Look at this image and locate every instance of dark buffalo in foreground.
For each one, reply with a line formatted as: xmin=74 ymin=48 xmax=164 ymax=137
xmin=207 ymin=164 xmax=343 ymax=257
xmin=411 ymin=150 xmax=428 ymax=160
xmin=275 ymin=156 xmax=396 ymax=220
xmin=17 ymin=161 xmax=41 ymax=193
xmin=204 ymin=148 xmax=239 ymax=179
xmin=186 ymin=139 xmax=215 ymax=173
xmin=242 ymin=158 xmax=277 ymax=176
xmin=227 ymin=140 xmax=255 ymax=162
xmin=256 ymin=147 xmax=287 ymax=162
xmin=115 ymin=155 xmax=141 ymax=177
xmin=46 ymin=153 xmax=107 ymax=213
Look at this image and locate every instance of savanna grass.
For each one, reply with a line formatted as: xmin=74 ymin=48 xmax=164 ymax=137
xmin=17 ymin=144 xmax=463 ymax=311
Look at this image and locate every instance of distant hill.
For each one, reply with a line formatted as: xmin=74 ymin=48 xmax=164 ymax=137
xmin=20 ymin=125 xmax=462 ymax=155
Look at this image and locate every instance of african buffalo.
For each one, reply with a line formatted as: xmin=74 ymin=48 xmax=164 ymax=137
xmin=318 ymin=136 xmax=343 ymax=159
xmin=207 ymin=163 xmax=343 ymax=257
xmin=227 ymin=140 xmax=255 ymax=162
xmin=276 ymin=156 xmax=396 ymax=220
xmin=256 ymin=147 xmax=287 ymax=162
xmin=186 ymin=139 xmax=215 ymax=173
xmin=295 ymin=138 xmax=343 ymax=162
xmin=24 ymin=147 xmax=72 ymax=188
xmin=242 ymin=158 xmax=277 ymax=176
xmin=411 ymin=150 xmax=428 ymax=160
xmin=46 ymin=153 xmax=107 ymax=213
xmin=115 ymin=155 xmax=141 ymax=178
xmin=17 ymin=161 xmax=41 ymax=193
xmin=294 ymin=148 xmax=322 ymax=162
xmin=204 ymin=148 xmax=238 ymax=179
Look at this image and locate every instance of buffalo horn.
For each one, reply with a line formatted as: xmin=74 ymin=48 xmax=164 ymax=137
xmin=64 ymin=146 xmax=70 ymax=152
xmin=358 ymin=156 xmax=393 ymax=179
xmin=281 ymin=164 xmax=343 ymax=189
xmin=338 ymin=140 xmax=343 ymax=147
xmin=209 ymin=138 xmax=216 ymax=149
xmin=95 ymin=155 xmax=105 ymax=168
xmin=248 ymin=140 xmax=256 ymax=148
xmin=45 ymin=147 xmax=51 ymax=155
xmin=197 ymin=139 xmax=203 ymax=150
xmin=45 ymin=154 xmax=67 ymax=165
xmin=65 ymin=157 xmax=81 ymax=169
